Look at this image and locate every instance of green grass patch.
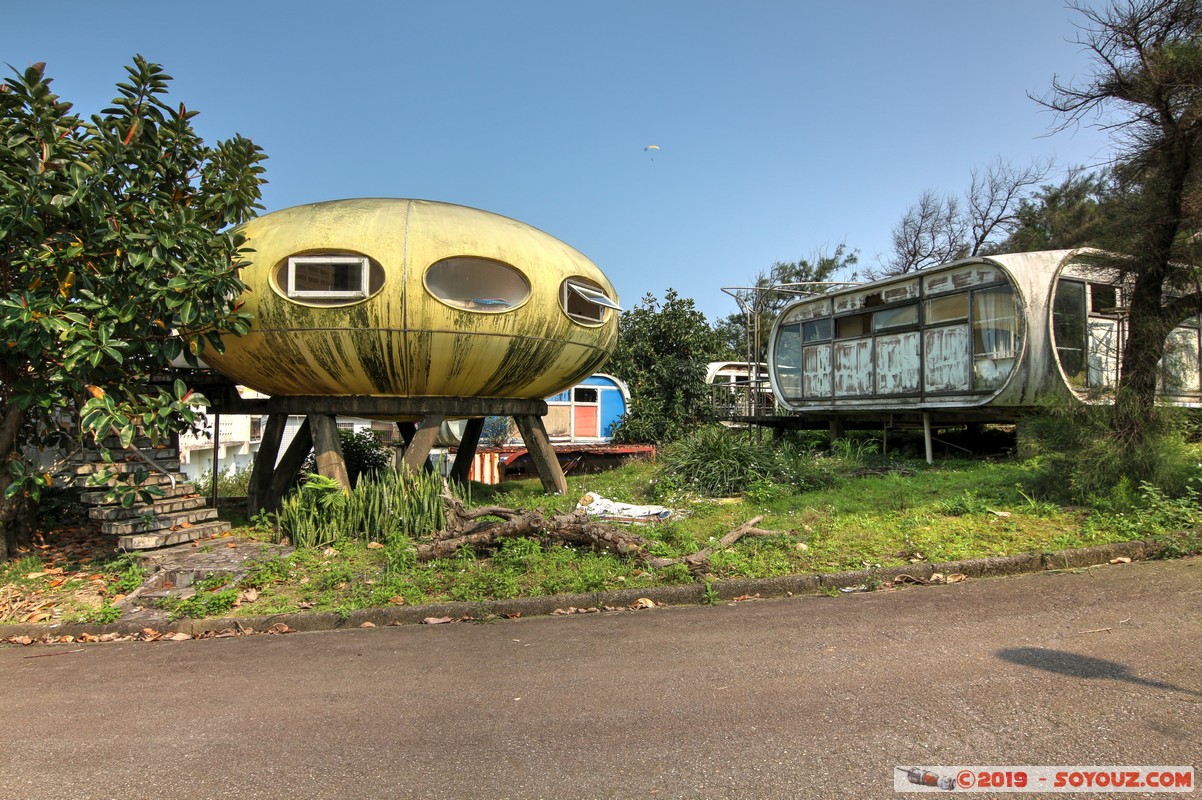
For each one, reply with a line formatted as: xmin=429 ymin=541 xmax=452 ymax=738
xmin=175 ymin=452 xmax=1202 ymax=620
xmin=9 ymin=445 xmax=1202 ymax=624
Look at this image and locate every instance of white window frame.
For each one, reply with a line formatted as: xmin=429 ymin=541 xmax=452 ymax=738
xmin=287 ymin=255 xmax=370 ymax=301
xmin=562 ymin=279 xmax=621 ymax=323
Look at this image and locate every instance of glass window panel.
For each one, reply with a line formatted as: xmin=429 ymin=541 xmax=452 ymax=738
xmin=1090 ymin=284 xmax=1118 ymax=314
xmin=973 ymin=286 xmax=1021 ymax=391
xmin=773 ymin=324 xmax=802 ymax=398
xmin=282 ymin=255 xmax=383 ymax=305
xmin=873 ymin=304 xmax=918 ymax=332
xmin=1052 ymin=279 xmax=1087 ymax=388
xmin=835 ymin=313 xmax=870 ymax=339
xmin=426 ymin=257 xmax=530 ymax=312
xmin=560 ymin=278 xmax=618 ymax=324
xmin=802 ymin=318 xmax=832 ymax=342
xmin=924 ymin=293 xmax=969 ymax=324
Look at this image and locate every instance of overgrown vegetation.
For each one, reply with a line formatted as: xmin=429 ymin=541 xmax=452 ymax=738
xmin=653 ymin=425 xmax=853 ymax=499
xmin=4 ymin=427 xmax=1200 ymax=623
xmin=145 ymin=423 xmax=1202 ymax=618
xmin=1022 ymin=402 xmax=1202 ymax=505
xmin=194 ymin=465 xmax=254 ymax=498
xmin=274 ymin=469 xmax=446 ymax=549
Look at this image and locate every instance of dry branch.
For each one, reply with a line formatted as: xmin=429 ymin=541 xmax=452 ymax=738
xmin=422 ymin=492 xmax=787 ymax=579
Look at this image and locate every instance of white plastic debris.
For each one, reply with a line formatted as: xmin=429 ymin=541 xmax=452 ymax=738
xmin=576 ymin=493 xmax=672 ymax=522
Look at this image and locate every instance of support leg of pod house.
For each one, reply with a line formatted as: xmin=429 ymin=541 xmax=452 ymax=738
xmin=400 ymin=413 xmax=445 ymax=474
xmin=828 ymin=418 xmax=844 ymax=445
xmin=448 ymin=417 xmax=485 ymax=484
xmin=393 ymin=422 xmax=417 ymax=471
xmin=247 ymin=413 xmax=288 ymax=515
xmin=923 ymin=412 xmax=934 ymax=465
xmin=264 ymin=417 xmax=313 ymax=512
xmin=310 ymin=414 xmax=351 ymax=490
xmin=513 ymin=413 xmax=568 ymax=495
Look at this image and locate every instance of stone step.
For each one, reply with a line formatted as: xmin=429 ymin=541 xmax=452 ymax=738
xmin=81 ymin=480 xmax=198 ymax=505
xmin=81 ymin=446 xmax=179 ymax=462
xmin=100 ymin=507 xmax=218 ymax=536
xmin=117 ymin=519 xmax=232 ymax=551
xmin=73 ymin=459 xmax=182 ymax=477
xmin=87 ymin=495 xmax=208 ymax=521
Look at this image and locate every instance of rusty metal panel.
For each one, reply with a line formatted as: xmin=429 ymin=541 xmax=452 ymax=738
xmin=833 ymin=339 xmax=873 ymax=396
xmin=923 ymin=324 xmax=971 ymax=392
xmin=923 ymin=264 xmax=1002 ymax=296
xmin=803 ymin=343 xmax=832 ymax=397
xmin=881 ymin=279 xmax=919 ymax=304
xmin=783 ymin=298 xmax=830 ymax=323
xmin=874 ymin=331 xmax=921 ymax=394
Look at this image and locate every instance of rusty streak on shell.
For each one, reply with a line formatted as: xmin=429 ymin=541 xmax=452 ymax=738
xmin=202 ymin=199 xmax=619 ymax=403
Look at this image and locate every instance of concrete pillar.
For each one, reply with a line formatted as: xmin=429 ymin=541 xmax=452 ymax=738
xmin=401 ymin=413 xmax=445 ymax=473
xmin=309 ymin=414 xmax=350 ymax=490
xmin=449 ymin=417 xmax=485 ymax=484
xmin=247 ymin=413 xmax=287 ymax=515
xmin=513 ymin=414 xmax=567 ymax=495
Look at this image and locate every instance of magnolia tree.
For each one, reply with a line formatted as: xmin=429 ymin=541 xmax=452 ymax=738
xmin=0 ymin=57 xmax=267 ymax=559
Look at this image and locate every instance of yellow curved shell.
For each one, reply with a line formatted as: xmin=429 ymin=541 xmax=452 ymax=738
xmin=203 ymin=199 xmax=619 ymax=398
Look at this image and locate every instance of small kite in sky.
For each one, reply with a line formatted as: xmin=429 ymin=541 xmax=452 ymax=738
xmin=644 ymin=144 xmax=660 ymax=161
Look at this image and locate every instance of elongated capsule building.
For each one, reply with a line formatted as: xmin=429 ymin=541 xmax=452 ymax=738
xmin=767 ymin=249 xmax=1202 ymax=422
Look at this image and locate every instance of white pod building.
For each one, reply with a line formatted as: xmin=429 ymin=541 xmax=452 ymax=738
xmin=766 ymin=250 xmax=1202 ymax=424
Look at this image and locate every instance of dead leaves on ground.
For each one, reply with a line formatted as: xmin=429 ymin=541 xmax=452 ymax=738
xmin=3 ymin=621 xmax=294 ymax=648
xmin=1 ymin=566 xmax=114 ymax=625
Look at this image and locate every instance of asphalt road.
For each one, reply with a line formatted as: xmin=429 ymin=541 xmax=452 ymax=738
xmin=2 ymin=557 xmax=1200 ymax=800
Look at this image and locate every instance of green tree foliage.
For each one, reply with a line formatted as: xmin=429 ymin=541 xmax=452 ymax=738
xmin=301 ymin=428 xmax=393 ymax=486
xmin=997 ymin=168 xmax=1115 ymax=253
xmin=607 ymin=289 xmax=723 ymax=443
xmin=0 ymin=58 xmax=267 ymax=559
xmin=1036 ymin=0 xmax=1202 ymax=445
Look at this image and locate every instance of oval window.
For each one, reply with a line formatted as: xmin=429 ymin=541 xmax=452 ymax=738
xmin=561 ymin=277 xmax=621 ymax=324
xmin=272 ymin=252 xmax=385 ymax=307
xmin=425 ymin=257 xmax=530 ymax=312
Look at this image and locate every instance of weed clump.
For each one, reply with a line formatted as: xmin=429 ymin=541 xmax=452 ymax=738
xmin=273 ymin=469 xmax=446 ymax=549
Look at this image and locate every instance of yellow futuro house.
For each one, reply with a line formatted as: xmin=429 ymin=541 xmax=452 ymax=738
xmin=203 ymin=198 xmax=621 ymax=401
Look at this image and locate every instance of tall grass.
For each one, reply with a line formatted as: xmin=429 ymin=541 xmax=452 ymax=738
xmin=653 ymin=426 xmax=874 ymax=498
xmin=654 ymin=426 xmax=777 ymax=497
xmin=275 ymin=469 xmax=447 ymax=548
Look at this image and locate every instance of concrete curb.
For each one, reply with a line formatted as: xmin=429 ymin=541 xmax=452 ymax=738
xmin=0 ymin=537 xmax=1173 ymax=641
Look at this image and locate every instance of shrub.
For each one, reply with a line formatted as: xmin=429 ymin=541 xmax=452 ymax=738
xmin=301 ymin=428 xmax=393 ymax=486
xmin=1022 ymin=402 xmax=1201 ymax=504
xmin=194 ymin=464 xmax=254 ymax=497
xmin=654 ymin=426 xmax=776 ymax=498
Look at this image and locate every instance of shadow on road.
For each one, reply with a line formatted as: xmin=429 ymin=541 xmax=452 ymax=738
xmin=997 ymin=647 xmax=1202 ymax=698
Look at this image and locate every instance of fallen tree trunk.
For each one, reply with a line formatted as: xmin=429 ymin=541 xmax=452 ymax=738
xmin=421 ymin=486 xmax=787 ymax=576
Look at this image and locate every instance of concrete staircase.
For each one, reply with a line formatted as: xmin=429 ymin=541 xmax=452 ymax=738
xmin=73 ymin=438 xmax=231 ymax=550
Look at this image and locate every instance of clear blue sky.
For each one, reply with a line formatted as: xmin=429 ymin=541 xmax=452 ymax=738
xmin=3 ymin=1 xmax=1114 ymax=321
